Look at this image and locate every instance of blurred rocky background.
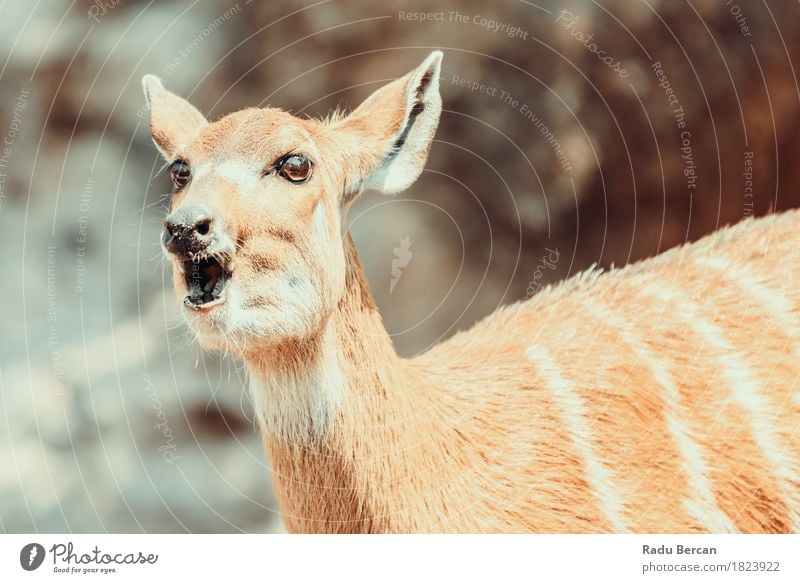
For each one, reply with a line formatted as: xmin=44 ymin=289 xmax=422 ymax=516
xmin=1 ymin=0 xmax=798 ymax=532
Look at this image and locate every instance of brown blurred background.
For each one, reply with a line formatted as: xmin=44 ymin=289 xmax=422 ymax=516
xmin=1 ymin=0 xmax=798 ymax=532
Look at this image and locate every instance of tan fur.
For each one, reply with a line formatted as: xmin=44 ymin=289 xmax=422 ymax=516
xmin=144 ymin=53 xmax=800 ymax=533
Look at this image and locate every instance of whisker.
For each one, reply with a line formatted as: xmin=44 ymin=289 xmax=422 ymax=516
xmin=134 ymin=193 xmax=172 ymax=217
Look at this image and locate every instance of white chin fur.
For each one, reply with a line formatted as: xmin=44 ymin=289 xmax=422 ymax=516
xmin=247 ymin=324 xmax=345 ymax=443
xmin=184 ymin=273 xmax=324 ymax=352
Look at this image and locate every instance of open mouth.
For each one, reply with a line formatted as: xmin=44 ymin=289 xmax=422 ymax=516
xmin=182 ymin=254 xmax=233 ymax=309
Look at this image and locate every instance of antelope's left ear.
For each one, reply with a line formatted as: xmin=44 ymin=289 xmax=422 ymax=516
xmin=335 ymin=51 xmax=443 ymax=195
xmin=141 ymin=75 xmax=208 ymax=159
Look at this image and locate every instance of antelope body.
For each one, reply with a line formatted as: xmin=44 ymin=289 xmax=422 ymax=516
xmin=143 ymin=52 xmax=800 ymax=533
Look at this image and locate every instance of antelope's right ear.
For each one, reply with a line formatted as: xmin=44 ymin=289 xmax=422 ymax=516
xmin=332 ymin=51 xmax=443 ymax=197
xmin=141 ymin=75 xmax=208 ymax=159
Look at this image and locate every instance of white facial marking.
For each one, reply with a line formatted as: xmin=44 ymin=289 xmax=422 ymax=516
xmin=273 ymin=271 xmax=318 ymax=325
xmin=192 ymin=162 xmax=213 ymax=181
xmin=225 ymin=268 xmax=320 ymax=339
xmin=312 ymin=200 xmax=329 ymax=248
xmin=214 ymin=160 xmax=259 ymax=192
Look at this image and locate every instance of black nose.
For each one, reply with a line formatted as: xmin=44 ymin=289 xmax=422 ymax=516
xmin=163 ymin=205 xmax=214 ymax=256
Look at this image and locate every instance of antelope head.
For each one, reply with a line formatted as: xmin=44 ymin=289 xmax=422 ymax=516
xmin=143 ymin=51 xmax=443 ymax=353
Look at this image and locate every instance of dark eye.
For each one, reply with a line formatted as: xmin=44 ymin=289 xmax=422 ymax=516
xmin=169 ymin=159 xmax=191 ymax=189
xmin=275 ymin=154 xmax=313 ymax=184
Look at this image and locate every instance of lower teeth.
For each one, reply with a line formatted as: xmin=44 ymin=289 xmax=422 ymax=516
xmin=187 ymin=277 xmax=227 ymax=305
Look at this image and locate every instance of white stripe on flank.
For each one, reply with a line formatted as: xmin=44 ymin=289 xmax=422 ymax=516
xmin=641 ymin=278 xmax=800 ymax=531
xmin=585 ymin=302 xmax=737 ymax=533
xmin=698 ymin=255 xmax=800 ymax=390
xmin=695 ymin=255 xmax=800 ymax=529
xmin=697 ymin=256 xmax=800 ymax=358
xmin=526 ymin=345 xmax=629 ymax=532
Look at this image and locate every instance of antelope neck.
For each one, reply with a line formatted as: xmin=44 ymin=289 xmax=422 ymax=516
xmin=243 ymin=235 xmax=449 ymax=531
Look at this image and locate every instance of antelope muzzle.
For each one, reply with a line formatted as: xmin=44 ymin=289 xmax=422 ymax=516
xmin=163 ymin=205 xmax=234 ymax=309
